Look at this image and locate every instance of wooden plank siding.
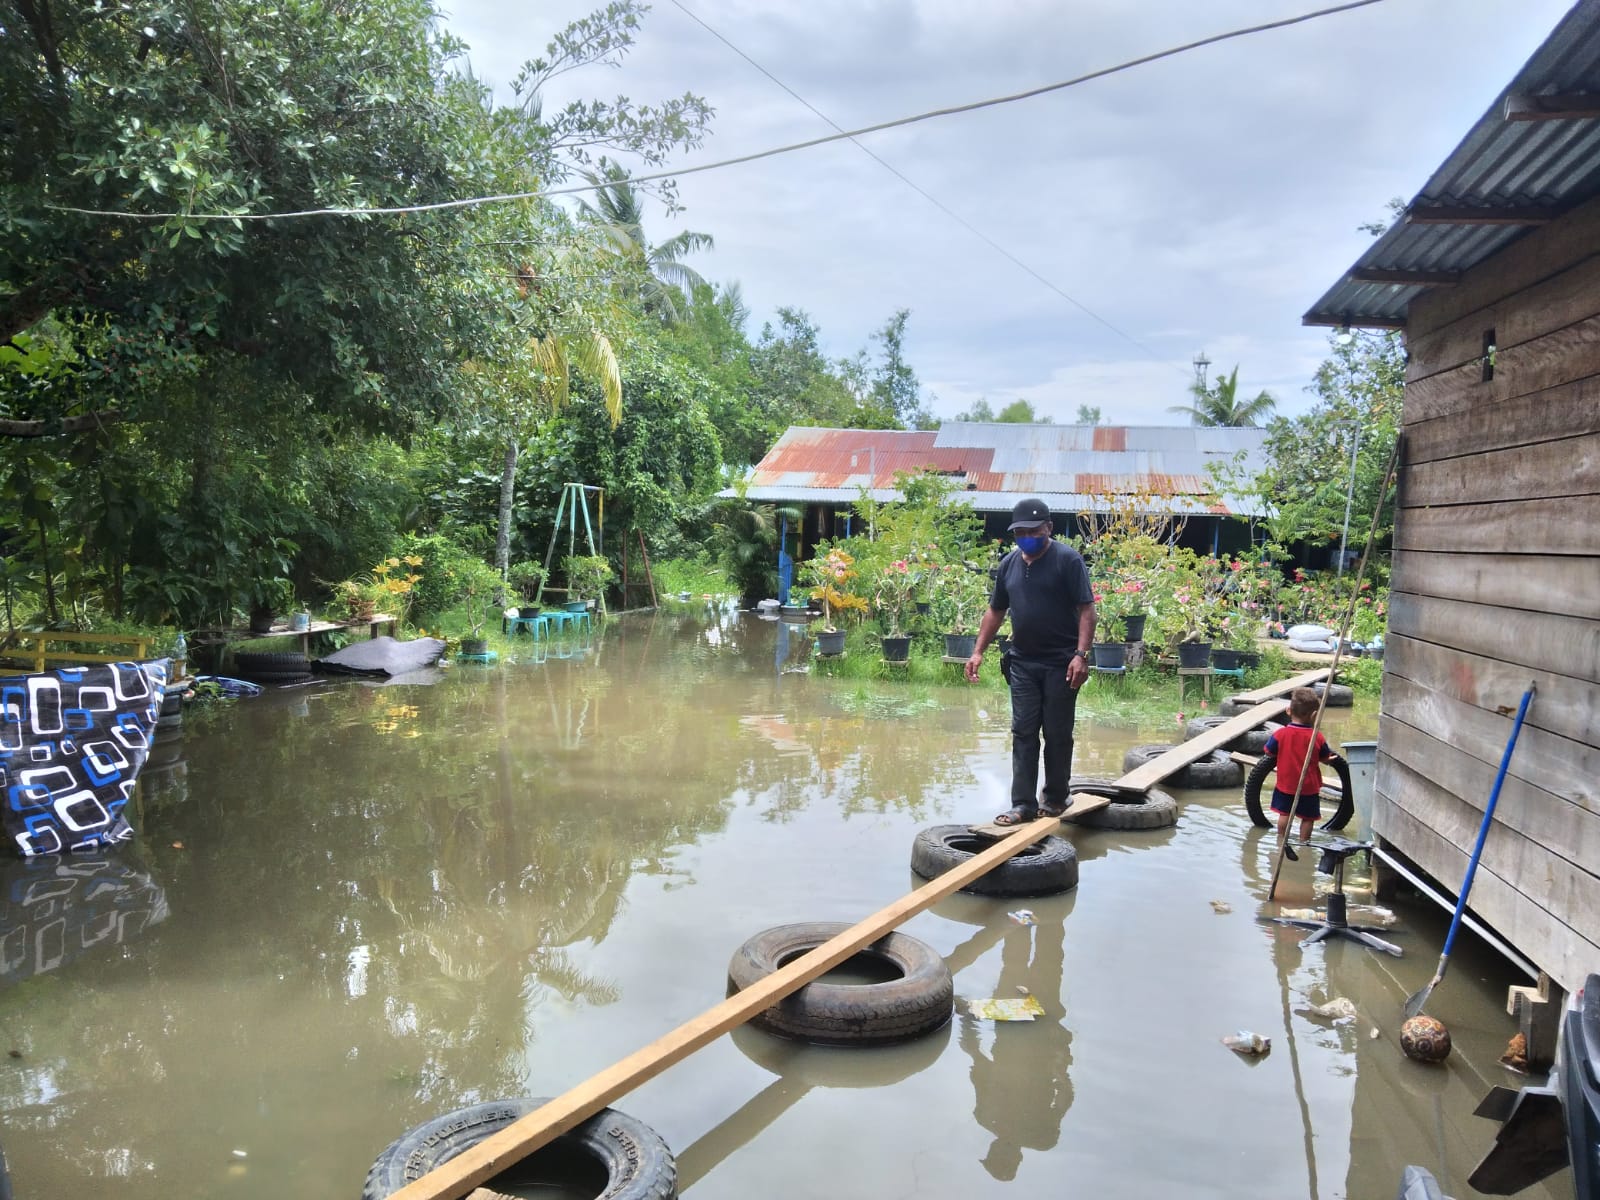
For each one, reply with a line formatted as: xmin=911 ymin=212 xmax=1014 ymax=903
xmin=1377 ymin=200 xmax=1600 ymax=995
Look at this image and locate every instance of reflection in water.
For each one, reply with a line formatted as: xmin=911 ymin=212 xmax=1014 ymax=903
xmin=0 ymin=853 xmax=167 ymax=989
xmin=949 ymin=909 xmax=1073 ymax=1181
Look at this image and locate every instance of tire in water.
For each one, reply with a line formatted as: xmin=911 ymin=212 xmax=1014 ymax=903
xmin=362 ymin=1098 xmax=677 ymax=1200
xmin=1061 ymin=778 xmax=1179 ymax=830
xmin=1242 ymin=754 xmax=1355 ymax=831
xmin=910 ymin=825 xmax=1079 ymax=897
xmin=727 ymin=921 xmax=954 ymax=1045
xmin=1120 ymin=744 xmax=1243 ymax=789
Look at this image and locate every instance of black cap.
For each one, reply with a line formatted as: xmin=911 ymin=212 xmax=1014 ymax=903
xmin=1007 ymin=498 xmax=1052 ymax=530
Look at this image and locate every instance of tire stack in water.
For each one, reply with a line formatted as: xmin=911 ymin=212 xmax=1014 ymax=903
xmin=231 ymin=650 xmax=314 ymax=685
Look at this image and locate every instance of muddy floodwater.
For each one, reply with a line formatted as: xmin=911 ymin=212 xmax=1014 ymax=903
xmin=0 ymin=607 xmax=1564 ymax=1199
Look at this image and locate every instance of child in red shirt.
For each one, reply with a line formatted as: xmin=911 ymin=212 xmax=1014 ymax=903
xmin=1263 ymin=687 xmax=1345 ymax=861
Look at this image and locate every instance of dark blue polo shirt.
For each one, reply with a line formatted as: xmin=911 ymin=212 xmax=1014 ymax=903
xmin=990 ymin=540 xmax=1095 ymax=667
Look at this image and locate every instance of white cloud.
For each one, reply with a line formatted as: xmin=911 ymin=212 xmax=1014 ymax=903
xmin=442 ymin=0 xmax=1576 ymax=424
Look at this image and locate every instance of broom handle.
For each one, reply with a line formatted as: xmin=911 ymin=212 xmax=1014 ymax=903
xmin=1437 ymin=684 xmax=1535 ymax=962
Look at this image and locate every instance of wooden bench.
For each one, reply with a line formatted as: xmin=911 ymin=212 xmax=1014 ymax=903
xmin=2 ymin=629 xmax=161 ymax=674
xmin=196 ymin=614 xmax=397 ymax=658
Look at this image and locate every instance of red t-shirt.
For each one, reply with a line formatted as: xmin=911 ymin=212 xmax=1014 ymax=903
xmin=1265 ymin=722 xmax=1332 ymax=796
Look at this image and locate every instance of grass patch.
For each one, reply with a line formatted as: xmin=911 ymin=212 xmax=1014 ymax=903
xmin=651 ymin=554 xmax=731 ymax=599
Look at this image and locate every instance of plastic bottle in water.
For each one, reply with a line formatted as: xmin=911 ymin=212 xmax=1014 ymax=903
xmin=172 ymin=631 xmax=188 ymax=679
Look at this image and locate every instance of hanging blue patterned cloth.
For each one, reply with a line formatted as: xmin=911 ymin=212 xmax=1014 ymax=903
xmin=0 ymin=660 xmax=167 ymax=857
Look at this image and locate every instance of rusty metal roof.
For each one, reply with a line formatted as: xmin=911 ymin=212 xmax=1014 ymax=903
xmin=1307 ymin=0 xmax=1600 ymax=328
xmin=728 ymin=423 xmax=1270 ymax=515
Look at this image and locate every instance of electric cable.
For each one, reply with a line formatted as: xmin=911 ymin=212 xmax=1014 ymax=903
xmin=47 ymin=0 xmax=1387 ymax=223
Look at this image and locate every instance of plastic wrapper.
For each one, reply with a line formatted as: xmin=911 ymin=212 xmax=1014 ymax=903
xmin=1222 ymin=1031 xmax=1271 ymax=1055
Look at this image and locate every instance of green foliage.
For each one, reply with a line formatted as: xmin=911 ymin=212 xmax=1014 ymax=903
xmin=651 ymin=553 xmax=724 ymax=597
xmin=562 ymin=554 xmax=613 ymax=602
xmin=1171 ymin=365 xmax=1276 ymax=427
xmin=391 ymin=534 xmax=490 ymax=624
xmin=1342 ymin=656 xmax=1384 ymax=696
xmin=506 ymin=561 xmax=546 ymax=602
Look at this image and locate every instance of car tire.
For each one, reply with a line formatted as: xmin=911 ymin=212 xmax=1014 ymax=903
xmin=1062 ymin=777 xmax=1179 ymax=830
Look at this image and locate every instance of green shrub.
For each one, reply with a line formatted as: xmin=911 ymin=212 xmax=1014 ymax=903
xmin=391 ymin=533 xmax=491 ymax=623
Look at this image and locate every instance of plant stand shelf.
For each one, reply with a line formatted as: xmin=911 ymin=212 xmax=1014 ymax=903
xmin=939 ymin=655 xmax=969 ymax=665
xmin=456 ymin=650 xmax=499 ymax=663
xmin=1177 ymin=667 xmax=1213 ymax=703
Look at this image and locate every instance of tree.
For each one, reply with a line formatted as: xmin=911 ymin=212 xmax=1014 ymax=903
xmin=868 ymin=309 xmax=926 ymax=427
xmin=995 ymin=399 xmax=1050 ymax=423
xmin=578 ymin=164 xmax=714 ymax=322
xmin=1075 ymin=404 xmax=1102 ymax=425
xmin=1170 ymin=365 xmax=1276 ymax=427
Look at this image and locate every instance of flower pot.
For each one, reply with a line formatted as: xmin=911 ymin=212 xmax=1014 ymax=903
xmin=816 ymin=629 xmax=847 ymax=656
xmin=1177 ymin=640 xmax=1213 ymax=669
xmin=248 ymin=606 xmax=276 ymax=634
xmin=882 ymin=634 xmax=911 ymax=662
xmin=944 ymin=632 xmax=977 ymax=659
xmin=1092 ymin=642 xmax=1127 ymax=669
xmin=460 ymin=638 xmax=489 ymax=656
xmin=563 ymin=601 xmax=587 ymax=613
xmin=914 ymin=601 xmax=931 ymax=615
xmin=518 ymin=605 xmax=542 ymax=619
xmin=1123 ymin=613 xmax=1147 ymax=643
xmin=1212 ymin=648 xmax=1246 ymax=671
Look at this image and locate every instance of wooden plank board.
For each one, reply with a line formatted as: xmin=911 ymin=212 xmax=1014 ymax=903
xmin=386 ymin=816 xmax=1064 ymax=1200
xmin=1404 ymin=372 xmax=1600 ymax=465
xmin=1392 ymin=494 xmax=1600 ymax=557
xmin=1380 ymin=674 xmax=1600 ymax=814
xmin=1401 ymin=430 xmax=1600 ymax=508
xmin=1408 ymin=193 xmax=1600 ymax=350
xmin=969 ymin=791 xmax=1113 ymax=836
xmin=1386 ymin=593 xmax=1600 ymax=695
xmin=1383 ymin=628 xmax=1595 ymax=751
xmin=1374 ymin=774 xmax=1600 ymax=995
xmin=1402 ymin=312 xmax=1600 ymax=425
xmin=1389 ymin=550 xmax=1600 ymax=622
xmin=1113 ymin=698 xmax=1288 ymax=792
xmin=1407 ymin=249 xmax=1600 ymax=380
xmin=1378 ymin=714 xmax=1600 ymax=865
xmin=1231 ymin=668 xmax=1330 ymax=703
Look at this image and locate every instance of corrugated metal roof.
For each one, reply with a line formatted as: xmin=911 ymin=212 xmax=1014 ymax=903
xmin=725 ymin=423 xmax=1270 ymax=516
xmin=1307 ymin=0 xmax=1600 ymax=327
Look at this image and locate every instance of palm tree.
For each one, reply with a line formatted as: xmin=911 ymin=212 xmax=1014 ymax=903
xmin=579 ymin=164 xmax=713 ymax=322
xmin=1169 ymin=365 xmax=1276 ymax=427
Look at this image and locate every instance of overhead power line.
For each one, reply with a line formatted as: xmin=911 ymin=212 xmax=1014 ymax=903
xmin=48 ymin=0 xmax=1386 ymax=223
xmin=666 ymin=0 xmax=1177 ymax=368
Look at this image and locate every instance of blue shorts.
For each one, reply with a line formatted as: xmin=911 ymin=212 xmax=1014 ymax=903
xmin=1271 ymin=788 xmax=1320 ymax=819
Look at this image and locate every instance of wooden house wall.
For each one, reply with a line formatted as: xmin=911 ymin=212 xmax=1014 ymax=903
xmin=1380 ymin=193 xmax=1600 ymax=994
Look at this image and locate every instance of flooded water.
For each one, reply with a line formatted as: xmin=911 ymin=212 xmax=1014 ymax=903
xmin=0 ymin=606 xmax=1563 ymax=1200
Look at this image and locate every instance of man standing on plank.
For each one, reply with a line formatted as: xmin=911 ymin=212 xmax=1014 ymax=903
xmin=964 ymin=498 xmax=1096 ymax=825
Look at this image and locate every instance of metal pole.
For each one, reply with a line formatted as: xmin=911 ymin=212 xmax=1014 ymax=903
xmin=1336 ymin=419 xmax=1360 ymax=575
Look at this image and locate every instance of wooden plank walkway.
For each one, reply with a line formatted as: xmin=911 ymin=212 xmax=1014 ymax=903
xmin=1231 ymin=666 xmax=1330 ymax=703
xmin=1115 ymin=699 xmax=1291 ymax=792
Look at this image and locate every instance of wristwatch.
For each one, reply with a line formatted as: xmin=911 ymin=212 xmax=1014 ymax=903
xmin=1073 ymin=649 xmax=1092 ymax=661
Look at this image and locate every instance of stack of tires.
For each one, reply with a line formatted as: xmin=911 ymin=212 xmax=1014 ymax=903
xmin=231 ymin=650 xmax=314 ymax=685
xmin=153 ymin=681 xmax=185 ymax=740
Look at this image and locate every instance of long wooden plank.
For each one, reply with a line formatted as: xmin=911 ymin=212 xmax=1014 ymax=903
xmin=1389 ymin=550 xmax=1600 ymax=622
xmin=1231 ymin=667 xmax=1329 ymax=703
xmin=1113 ymin=698 xmax=1288 ymax=792
xmin=1402 ymin=430 xmax=1600 ymax=508
xmin=1392 ymin=494 xmax=1600 ymax=556
xmin=1408 ymin=193 xmax=1600 ymax=349
xmin=1374 ymin=773 xmax=1600 ymax=994
xmin=1378 ymin=714 xmax=1600 ymax=864
xmin=1384 ymin=628 xmax=1595 ymax=751
xmin=1403 ymin=312 xmax=1600 ymax=425
xmin=387 ymin=815 xmax=1063 ymax=1200
xmin=1405 ymin=372 xmax=1600 ymax=465
xmin=1407 ymin=250 xmax=1600 ymax=379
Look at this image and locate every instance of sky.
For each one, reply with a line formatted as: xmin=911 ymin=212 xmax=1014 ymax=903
xmin=438 ymin=0 xmax=1576 ymax=424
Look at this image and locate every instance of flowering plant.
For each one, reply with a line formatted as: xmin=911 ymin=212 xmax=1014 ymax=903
xmin=337 ymin=555 xmax=423 ymax=622
xmin=871 ymin=558 xmax=919 ymax=636
xmin=801 ymin=547 xmax=869 ymax=631
xmin=1091 ymin=577 xmax=1146 ymax=641
xmin=928 ymin=562 xmax=992 ymax=634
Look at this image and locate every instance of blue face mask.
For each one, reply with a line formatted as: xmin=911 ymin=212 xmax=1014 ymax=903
xmin=1015 ymin=535 xmax=1047 ymax=555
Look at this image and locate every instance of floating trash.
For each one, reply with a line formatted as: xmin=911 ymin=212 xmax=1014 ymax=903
xmin=1222 ymin=1031 xmax=1271 ymax=1055
xmin=1223 ymin=1031 xmax=1271 ymax=1055
xmin=1370 ymin=1028 xmax=1382 ymax=1040
xmin=1007 ymin=909 xmax=1036 ymax=927
xmin=967 ymin=996 xmax=1045 ymax=1021
xmin=1303 ymin=997 xmax=1358 ymax=1022
xmin=1209 ymin=900 xmax=1232 ymax=915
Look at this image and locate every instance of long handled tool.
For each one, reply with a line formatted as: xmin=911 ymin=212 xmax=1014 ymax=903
xmin=1403 ymin=682 xmax=1537 ymax=1020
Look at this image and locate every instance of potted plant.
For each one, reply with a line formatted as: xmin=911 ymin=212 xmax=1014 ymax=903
xmin=561 ymin=554 xmax=612 ymax=613
xmin=245 ymin=577 xmax=295 ymax=634
xmin=1165 ymin=574 xmax=1223 ymax=668
xmin=453 ymin=557 xmax=503 ymax=655
xmin=506 ymin=560 xmax=546 ymax=617
xmin=931 ymin=563 xmax=991 ymax=659
xmin=800 ymin=547 xmax=868 ymax=655
xmin=871 ymin=558 xmax=917 ymax=662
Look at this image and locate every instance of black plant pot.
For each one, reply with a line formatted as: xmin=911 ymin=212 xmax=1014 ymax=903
xmin=248 ymin=606 xmax=276 ymax=634
xmin=1093 ymin=642 xmax=1127 ymax=669
xmin=1212 ymin=648 xmax=1246 ymax=671
xmin=1123 ymin=613 xmax=1147 ymax=643
xmin=915 ymin=601 xmax=931 ymax=615
xmin=816 ymin=629 xmax=847 ymax=656
xmin=460 ymin=638 xmax=489 ymax=656
xmin=1177 ymin=640 xmax=1213 ymax=669
xmin=882 ymin=634 xmax=911 ymax=662
xmin=944 ymin=633 xmax=977 ymax=659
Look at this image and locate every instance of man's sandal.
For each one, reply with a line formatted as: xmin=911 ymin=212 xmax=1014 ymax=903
xmin=1040 ymin=799 xmax=1068 ymax=819
xmin=992 ymin=805 xmax=1039 ymax=826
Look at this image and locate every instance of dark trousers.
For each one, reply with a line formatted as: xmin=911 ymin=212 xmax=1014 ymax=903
xmin=1009 ymin=659 xmax=1079 ymax=811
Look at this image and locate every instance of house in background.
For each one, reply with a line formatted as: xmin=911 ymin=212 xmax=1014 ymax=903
xmin=727 ymin=422 xmax=1271 ymax=561
xmin=1306 ymin=0 xmax=1600 ymax=1012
